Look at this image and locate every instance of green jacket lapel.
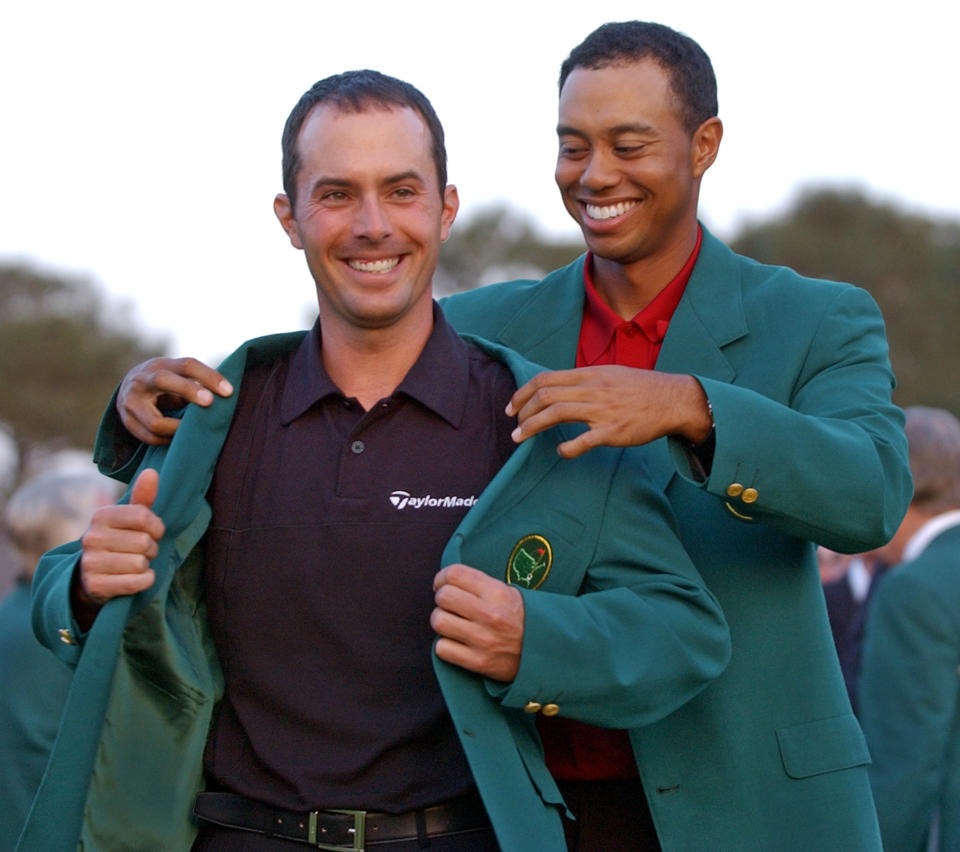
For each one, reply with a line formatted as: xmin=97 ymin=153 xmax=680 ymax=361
xmin=492 ymin=259 xmax=586 ymax=369
xmin=655 ymin=227 xmax=745 ymax=380
xmin=432 ymin=338 xmax=572 ymax=851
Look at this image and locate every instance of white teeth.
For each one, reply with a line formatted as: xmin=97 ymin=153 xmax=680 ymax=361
xmin=348 ymin=257 xmax=400 ymax=273
xmin=585 ymin=201 xmax=638 ymax=221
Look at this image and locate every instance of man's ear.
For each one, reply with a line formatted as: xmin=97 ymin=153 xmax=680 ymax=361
xmin=691 ymin=117 xmax=723 ymax=179
xmin=274 ymin=193 xmax=303 ymax=249
xmin=439 ymin=184 xmax=460 ymax=243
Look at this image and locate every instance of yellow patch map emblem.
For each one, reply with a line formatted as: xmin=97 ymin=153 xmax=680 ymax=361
xmin=506 ymin=535 xmax=552 ymax=589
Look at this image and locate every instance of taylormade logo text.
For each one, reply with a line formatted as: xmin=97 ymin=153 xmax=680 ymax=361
xmin=389 ymin=490 xmax=478 ymax=510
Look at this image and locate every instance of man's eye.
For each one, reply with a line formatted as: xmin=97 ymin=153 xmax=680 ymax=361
xmin=615 ymin=145 xmax=644 ymax=156
xmin=392 ymin=187 xmax=415 ymax=198
xmin=322 ymin=190 xmax=348 ymax=202
xmin=559 ymin=144 xmax=588 ymax=158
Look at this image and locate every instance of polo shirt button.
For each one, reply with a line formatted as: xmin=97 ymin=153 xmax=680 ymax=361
xmin=350 ymin=440 xmax=365 ymax=455
xmin=542 ymin=703 xmax=560 ymax=716
xmin=726 ymin=483 xmax=744 ymax=498
xmin=524 ymin=701 xmax=542 ymax=714
xmin=741 ymin=487 xmax=759 ymax=504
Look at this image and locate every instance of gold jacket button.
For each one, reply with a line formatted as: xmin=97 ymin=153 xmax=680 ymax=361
xmin=726 ymin=483 xmax=744 ymax=498
xmin=524 ymin=701 xmax=542 ymax=714
xmin=741 ymin=488 xmax=759 ymax=504
xmin=542 ymin=703 xmax=560 ymax=717
xmin=58 ymin=628 xmax=76 ymax=645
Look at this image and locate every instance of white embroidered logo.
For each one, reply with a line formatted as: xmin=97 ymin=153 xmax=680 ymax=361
xmin=389 ymin=490 xmax=478 ymax=510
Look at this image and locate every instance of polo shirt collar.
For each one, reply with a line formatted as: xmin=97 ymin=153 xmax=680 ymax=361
xmin=580 ymin=226 xmax=702 ymax=365
xmin=395 ymin=303 xmax=471 ymax=428
xmin=280 ymin=302 xmax=470 ymax=428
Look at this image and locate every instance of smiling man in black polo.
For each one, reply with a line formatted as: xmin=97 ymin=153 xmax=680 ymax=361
xmin=26 ymin=70 xmax=729 ymax=851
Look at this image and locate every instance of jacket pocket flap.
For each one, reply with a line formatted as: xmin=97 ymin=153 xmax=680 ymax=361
xmin=777 ymin=714 xmax=870 ymax=779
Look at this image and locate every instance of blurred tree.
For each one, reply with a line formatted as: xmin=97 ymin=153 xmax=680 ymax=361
xmin=731 ymin=188 xmax=960 ymax=413
xmin=436 ymin=204 xmax=584 ymax=295
xmin=0 ymin=264 xmax=166 ymax=488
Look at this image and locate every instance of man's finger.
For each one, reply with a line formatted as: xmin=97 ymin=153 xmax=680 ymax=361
xmin=81 ymin=525 xmax=162 ymax=560
xmin=511 ymin=400 xmax=590 ymax=445
xmin=167 ymin=357 xmax=233 ymax=399
xmin=82 ymin=568 xmax=157 ymax=603
xmin=555 ymin=429 xmax=604 ymax=459
xmin=130 ymin=468 xmax=160 ymax=508
xmin=433 ymin=562 xmax=488 ymax=592
xmin=506 ymin=369 xmax=581 ymax=417
xmin=151 ymin=365 xmax=232 ymax=408
xmin=124 ymin=412 xmax=180 ymax=447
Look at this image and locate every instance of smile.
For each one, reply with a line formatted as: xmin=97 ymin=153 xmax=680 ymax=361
xmin=584 ymin=201 xmax=638 ymax=221
xmin=347 ymin=257 xmax=400 ymax=274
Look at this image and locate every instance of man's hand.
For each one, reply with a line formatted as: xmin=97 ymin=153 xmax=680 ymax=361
xmin=118 ymin=357 xmax=233 ymax=445
xmin=505 ymin=366 xmax=713 ymax=458
xmin=431 ymin=563 xmax=525 ymax=682
xmin=77 ymin=468 xmax=165 ymax=607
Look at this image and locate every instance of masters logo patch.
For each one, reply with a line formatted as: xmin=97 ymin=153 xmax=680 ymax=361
xmin=506 ymin=535 xmax=552 ymax=589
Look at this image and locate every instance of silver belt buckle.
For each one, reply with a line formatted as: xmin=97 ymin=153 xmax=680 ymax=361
xmin=308 ymin=808 xmax=366 ymax=851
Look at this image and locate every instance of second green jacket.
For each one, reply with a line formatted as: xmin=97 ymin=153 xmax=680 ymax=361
xmin=440 ymin=227 xmax=912 ymax=850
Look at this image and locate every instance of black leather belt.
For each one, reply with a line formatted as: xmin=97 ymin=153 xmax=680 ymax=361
xmin=193 ymin=790 xmax=492 ymax=850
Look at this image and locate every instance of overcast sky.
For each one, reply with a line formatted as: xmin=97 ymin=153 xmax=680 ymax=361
xmin=2 ymin=0 xmax=958 ymax=361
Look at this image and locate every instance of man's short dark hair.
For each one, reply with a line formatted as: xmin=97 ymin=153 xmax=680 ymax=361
xmin=281 ymin=69 xmax=447 ymax=207
xmin=559 ymin=21 xmax=718 ymax=135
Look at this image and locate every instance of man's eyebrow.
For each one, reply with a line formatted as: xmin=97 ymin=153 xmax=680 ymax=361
xmin=309 ymin=176 xmax=354 ymax=193
xmin=383 ymin=170 xmax=426 ymax=185
xmin=609 ymin=123 xmax=655 ymax=135
xmin=556 ymin=123 xmax=656 ymax=137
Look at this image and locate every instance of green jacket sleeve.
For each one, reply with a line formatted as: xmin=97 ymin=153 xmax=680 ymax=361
xmin=31 ymin=543 xmax=88 ymax=666
xmin=672 ymin=285 xmax=910 ymax=553
xmin=487 ymin=448 xmax=730 ymax=729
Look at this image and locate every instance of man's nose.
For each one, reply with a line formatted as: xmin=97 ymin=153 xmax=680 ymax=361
xmin=580 ymin=150 xmax=619 ymax=191
xmin=353 ymin=196 xmax=392 ymax=240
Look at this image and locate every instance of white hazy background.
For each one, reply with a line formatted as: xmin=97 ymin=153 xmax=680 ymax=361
xmin=2 ymin=0 xmax=958 ymax=361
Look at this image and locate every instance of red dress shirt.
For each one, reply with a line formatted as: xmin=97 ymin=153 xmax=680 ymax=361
xmin=542 ymin=227 xmax=702 ymax=781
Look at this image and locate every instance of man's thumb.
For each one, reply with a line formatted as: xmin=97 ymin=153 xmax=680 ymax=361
xmin=130 ymin=467 xmax=160 ymax=508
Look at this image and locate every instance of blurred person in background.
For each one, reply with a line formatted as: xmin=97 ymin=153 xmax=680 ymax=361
xmin=858 ymin=406 xmax=960 ymax=851
xmin=818 ymin=546 xmax=888 ymax=712
xmin=0 ymin=467 xmax=121 ymax=850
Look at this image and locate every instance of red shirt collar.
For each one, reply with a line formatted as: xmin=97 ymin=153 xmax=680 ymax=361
xmin=579 ymin=226 xmax=702 ymax=366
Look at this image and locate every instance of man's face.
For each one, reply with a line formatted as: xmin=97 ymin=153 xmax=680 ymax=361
xmin=555 ymin=59 xmax=716 ymax=267
xmin=275 ymin=104 xmax=458 ymax=335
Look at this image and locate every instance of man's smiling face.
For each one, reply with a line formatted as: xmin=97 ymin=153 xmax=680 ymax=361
xmin=555 ymin=59 xmax=706 ymax=268
xmin=275 ymin=103 xmax=457 ymax=335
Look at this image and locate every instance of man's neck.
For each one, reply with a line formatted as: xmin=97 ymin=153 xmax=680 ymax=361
xmin=321 ymin=310 xmax=433 ymax=411
xmin=591 ymin=224 xmax=699 ymax=320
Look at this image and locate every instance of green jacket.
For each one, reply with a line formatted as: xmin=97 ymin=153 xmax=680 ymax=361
xmin=23 ymin=334 xmax=729 ymax=851
xmin=0 ymin=581 xmax=73 ymax=850
xmin=439 ymin=227 xmax=912 ymax=850
xmin=859 ymin=520 xmax=960 ymax=851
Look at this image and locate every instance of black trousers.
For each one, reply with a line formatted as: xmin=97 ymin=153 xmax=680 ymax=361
xmin=559 ymin=779 xmax=662 ymax=852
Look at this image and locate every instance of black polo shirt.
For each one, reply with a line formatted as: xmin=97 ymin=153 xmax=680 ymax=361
xmin=202 ymin=307 xmax=517 ymax=813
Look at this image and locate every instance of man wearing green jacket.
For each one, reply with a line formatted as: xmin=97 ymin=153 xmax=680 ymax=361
xmin=24 ymin=70 xmax=729 ymax=851
xmin=859 ymin=407 xmax=960 ymax=850
xmin=108 ymin=22 xmax=912 ymax=851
